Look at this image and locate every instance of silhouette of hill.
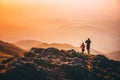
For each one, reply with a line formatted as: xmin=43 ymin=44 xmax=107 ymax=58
xmin=14 ymin=40 xmax=42 ymax=49
xmin=14 ymin=40 xmax=115 ymax=60
xmin=14 ymin=40 xmax=103 ymax=55
xmin=0 ymin=40 xmax=25 ymax=57
xmin=106 ymin=51 xmax=120 ymax=61
xmin=36 ymin=43 xmax=103 ymax=55
xmin=36 ymin=43 xmax=75 ymax=50
xmin=0 ymin=48 xmax=119 ymax=80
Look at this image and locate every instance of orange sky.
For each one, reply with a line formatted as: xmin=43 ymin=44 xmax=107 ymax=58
xmin=0 ymin=0 xmax=120 ymax=52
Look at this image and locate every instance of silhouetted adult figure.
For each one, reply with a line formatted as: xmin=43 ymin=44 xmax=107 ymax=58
xmin=85 ymin=38 xmax=91 ymax=54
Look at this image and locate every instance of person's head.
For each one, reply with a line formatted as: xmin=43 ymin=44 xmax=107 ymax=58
xmin=88 ymin=38 xmax=90 ymax=40
xmin=82 ymin=42 xmax=84 ymax=45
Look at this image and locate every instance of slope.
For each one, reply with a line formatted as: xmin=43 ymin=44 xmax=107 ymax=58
xmin=0 ymin=48 xmax=119 ymax=80
xmin=0 ymin=40 xmax=25 ymax=56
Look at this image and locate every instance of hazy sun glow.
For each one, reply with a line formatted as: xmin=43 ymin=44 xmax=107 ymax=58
xmin=1 ymin=0 xmax=117 ymax=4
xmin=0 ymin=0 xmax=120 ymax=52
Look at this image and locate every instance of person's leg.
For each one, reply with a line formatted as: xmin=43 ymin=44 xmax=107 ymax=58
xmin=83 ymin=49 xmax=85 ymax=53
xmin=88 ymin=49 xmax=90 ymax=54
xmin=82 ymin=49 xmax=84 ymax=53
xmin=87 ymin=45 xmax=90 ymax=54
xmin=87 ymin=48 xmax=90 ymax=54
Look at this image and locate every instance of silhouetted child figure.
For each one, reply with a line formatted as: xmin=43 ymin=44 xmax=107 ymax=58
xmin=80 ymin=42 xmax=85 ymax=53
xmin=85 ymin=38 xmax=91 ymax=54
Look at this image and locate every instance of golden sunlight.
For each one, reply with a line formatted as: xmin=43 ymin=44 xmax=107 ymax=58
xmin=1 ymin=0 xmax=117 ymax=5
xmin=0 ymin=0 xmax=120 ymax=52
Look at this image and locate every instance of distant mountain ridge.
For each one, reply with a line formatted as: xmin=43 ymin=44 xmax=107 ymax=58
xmin=14 ymin=40 xmax=104 ymax=55
xmin=14 ymin=40 xmax=42 ymax=49
xmin=35 ymin=43 xmax=75 ymax=50
xmin=13 ymin=40 xmax=119 ymax=61
xmin=106 ymin=51 xmax=120 ymax=61
xmin=35 ymin=42 xmax=103 ymax=55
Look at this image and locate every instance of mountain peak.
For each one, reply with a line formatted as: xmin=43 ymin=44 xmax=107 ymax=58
xmin=0 ymin=47 xmax=119 ymax=80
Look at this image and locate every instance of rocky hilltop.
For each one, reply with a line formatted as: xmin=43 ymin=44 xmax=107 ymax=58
xmin=0 ymin=48 xmax=120 ymax=80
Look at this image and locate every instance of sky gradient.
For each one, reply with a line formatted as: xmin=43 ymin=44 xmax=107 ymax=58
xmin=0 ymin=0 xmax=120 ymax=52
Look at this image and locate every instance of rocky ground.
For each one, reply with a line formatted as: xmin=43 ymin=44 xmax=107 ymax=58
xmin=0 ymin=48 xmax=120 ymax=80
